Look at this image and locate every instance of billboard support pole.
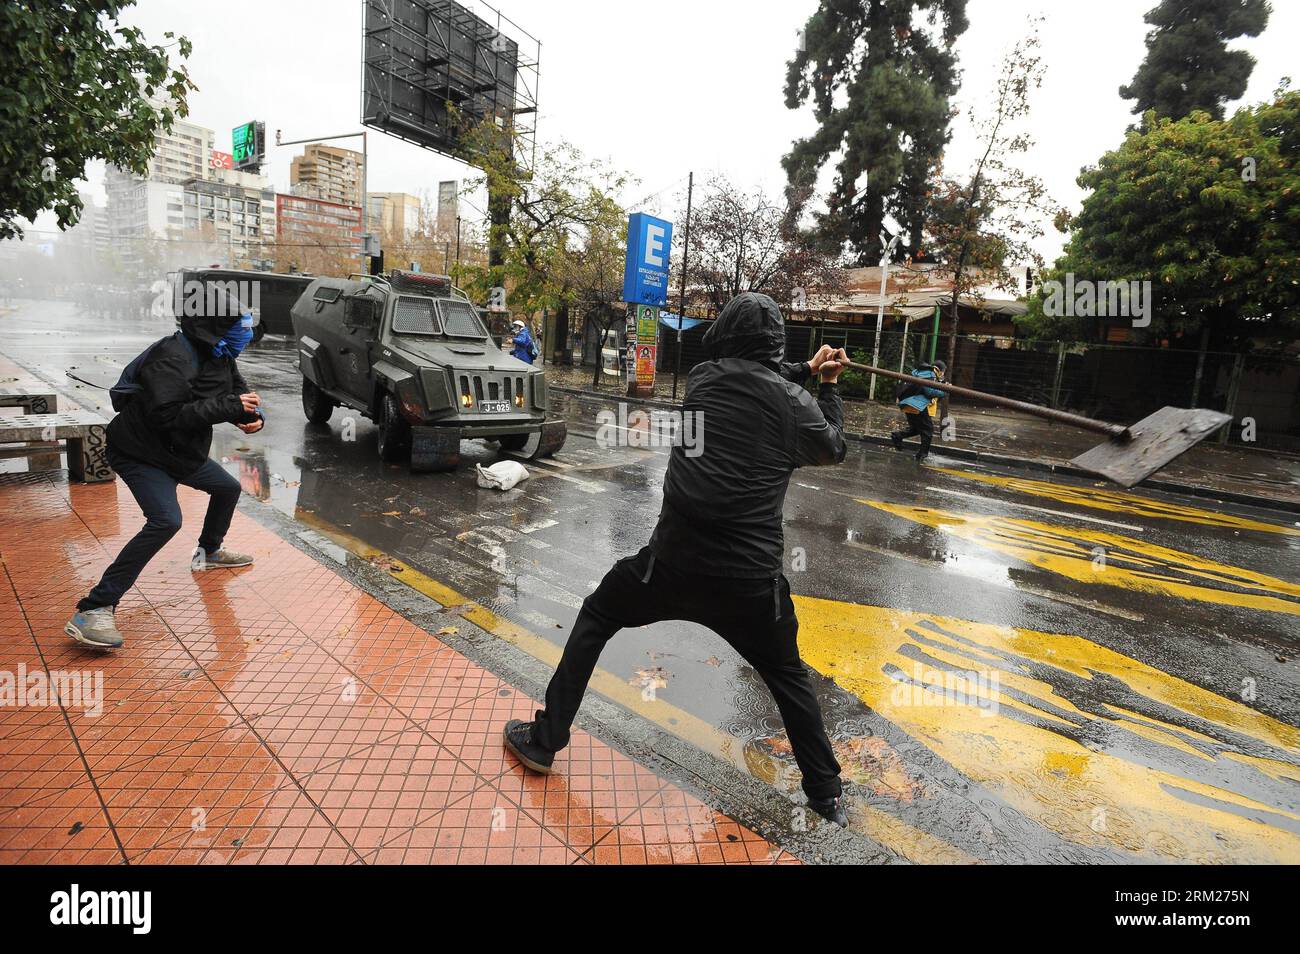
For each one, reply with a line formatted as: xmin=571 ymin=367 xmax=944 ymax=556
xmin=672 ymin=171 xmax=693 ymax=403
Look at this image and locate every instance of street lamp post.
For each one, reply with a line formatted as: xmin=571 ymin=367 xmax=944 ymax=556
xmin=869 ymin=231 xmax=901 ymax=400
xmin=275 ymin=128 xmax=371 ymax=274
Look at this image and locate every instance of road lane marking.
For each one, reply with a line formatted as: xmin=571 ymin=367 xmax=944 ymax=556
xmin=795 ymin=597 xmax=1300 ymax=863
xmin=935 ymin=466 xmax=1300 ymax=536
xmin=927 ymin=486 xmax=1144 ymax=532
xmin=862 ymin=500 xmax=1300 ymax=616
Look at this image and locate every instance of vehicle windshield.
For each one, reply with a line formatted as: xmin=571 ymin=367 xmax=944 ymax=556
xmin=439 ymin=299 xmax=489 ymax=339
xmin=390 ymin=295 xmax=442 ymax=336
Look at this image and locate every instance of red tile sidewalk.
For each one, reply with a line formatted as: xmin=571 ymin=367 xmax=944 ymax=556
xmin=0 ymin=471 xmax=795 ymax=864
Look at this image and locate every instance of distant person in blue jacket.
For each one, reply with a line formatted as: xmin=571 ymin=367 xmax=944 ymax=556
xmin=510 ymin=319 xmax=537 ymax=364
xmin=890 ymin=359 xmax=946 ymax=462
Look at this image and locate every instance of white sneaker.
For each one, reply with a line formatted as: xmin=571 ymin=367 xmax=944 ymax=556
xmin=192 ymin=548 xmax=255 ymax=571
xmin=65 ymin=607 xmax=124 ymax=648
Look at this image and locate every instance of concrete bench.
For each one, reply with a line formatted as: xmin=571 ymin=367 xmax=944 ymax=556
xmin=0 ymin=411 xmax=114 ymax=482
xmin=0 ymin=384 xmax=58 ymax=414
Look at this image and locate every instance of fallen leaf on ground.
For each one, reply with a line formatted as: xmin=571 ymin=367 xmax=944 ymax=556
xmin=630 ymin=667 xmax=670 ymax=691
xmin=436 ymin=626 xmax=458 ymax=636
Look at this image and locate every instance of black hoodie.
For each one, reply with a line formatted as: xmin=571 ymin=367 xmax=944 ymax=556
xmin=648 ymin=292 xmax=846 ymax=577
xmin=106 ymin=311 xmax=257 ymax=479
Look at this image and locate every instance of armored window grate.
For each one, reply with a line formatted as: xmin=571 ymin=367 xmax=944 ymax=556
xmin=438 ymin=299 xmax=487 ymax=338
xmin=489 ymin=381 xmax=499 ymax=400
xmin=473 ymin=376 xmax=484 ymax=400
xmin=392 ymin=296 xmax=441 ymax=335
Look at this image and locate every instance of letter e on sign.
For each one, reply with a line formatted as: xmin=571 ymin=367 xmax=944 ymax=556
xmin=644 ymin=224 xmax=666 ymax=268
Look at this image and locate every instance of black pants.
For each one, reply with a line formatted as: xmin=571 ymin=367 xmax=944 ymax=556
xmin=78 ymin=450 xmax=241 ymax=611
xmin=534 ymin=547 xmax=843 ymax=801
xmin=892 ymin=409 xmax=933 ymax=456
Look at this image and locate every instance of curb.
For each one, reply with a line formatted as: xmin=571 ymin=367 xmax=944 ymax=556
xmin=233 ymin=492 xmax=896 ymax=865
xmin=548 ymin=384 xmax=1300 ymax=516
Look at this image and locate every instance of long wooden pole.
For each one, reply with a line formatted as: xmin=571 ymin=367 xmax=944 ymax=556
xmin=841 ymin=359 xmax=1130 ymax=440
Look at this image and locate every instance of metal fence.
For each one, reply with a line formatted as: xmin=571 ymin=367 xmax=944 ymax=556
xmin=650 ymin=319 xmax=1300 ymax=451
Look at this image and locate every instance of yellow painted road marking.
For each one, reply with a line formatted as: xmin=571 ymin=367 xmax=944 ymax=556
xmin=292 ymin=507 xmax=976 ymax=864
xmin=795 ymin=596 xmax=1300 ymax=863
xmin=935 ymin=467 xmax=1300 ymax=536
xmin=863 ymin=501 xmax=1300 ymax=616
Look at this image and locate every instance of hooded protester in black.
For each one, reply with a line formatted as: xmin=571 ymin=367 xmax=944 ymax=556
xmin=106 ymin=310 xmax=259 ymax=479
xmin=506 ymin=292 xmax=849 ymax=821
xmin=649 ymin=291 xmax=847 ymax=577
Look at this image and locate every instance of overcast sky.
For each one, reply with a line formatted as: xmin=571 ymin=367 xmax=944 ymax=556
xmin=33 ymin=0 xmax=1300 ymax=260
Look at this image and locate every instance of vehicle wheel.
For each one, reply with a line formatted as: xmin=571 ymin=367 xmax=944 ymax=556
xmin=302 ymin=377 xmax=333 ymax=424
xmin=497 ymin=434 xmax=529 ymax=451
xmin=529 ymin=420 xmax=567 ymax=459
xmin=410 ymin=427 xmax=460 ymax=472
xmin=377 ymin=392 xmax=411 ymax=463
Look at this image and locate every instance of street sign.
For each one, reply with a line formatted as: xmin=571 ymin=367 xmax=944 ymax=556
xmin=622 ymin=212 xmax=672 ymax=306
xmin=635 ymin=344 xmax=657 ymax=386
xmin=635 ymin=304 xmax=658 ymax=342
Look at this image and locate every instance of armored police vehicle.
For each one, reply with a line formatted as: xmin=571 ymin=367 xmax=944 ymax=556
xmin=290 ymin=269 xmax=565 ymax=471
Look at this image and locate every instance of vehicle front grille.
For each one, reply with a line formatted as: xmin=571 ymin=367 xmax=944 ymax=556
xmin=458 ymin=374 xmax=527 ymax=408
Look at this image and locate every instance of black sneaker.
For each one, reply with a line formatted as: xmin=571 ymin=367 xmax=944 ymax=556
xmin=808 ymin=794 xmax=849 ymax=827
xmin=915 ymin=451 xmax=929 ymax=463
xmin=890 ymin=432 xmax=904 ymax=451
xmin=503 ymin=719 xmax=554 ymax=774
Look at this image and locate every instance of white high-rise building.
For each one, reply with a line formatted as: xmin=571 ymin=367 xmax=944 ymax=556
xmin=104 ymin=118 xmax=216 ymax=261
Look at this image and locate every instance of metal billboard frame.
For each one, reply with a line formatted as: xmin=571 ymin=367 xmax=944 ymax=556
xmin=360 ymin=0 xmax=540 ymax=173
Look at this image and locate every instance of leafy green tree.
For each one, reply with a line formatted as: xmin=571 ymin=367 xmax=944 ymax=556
xmin=458 ymin=118 xmax=632 ymax=354
xmin=783 ymin=0 xmax=968 ymax=262
xmin=926 ymin=24 xmax=1056 ymax=370
xmin=0 ymin=1 xmax=193 ymax=240
xmin=1119 ymin=0 xmax=1270 ymax=122
xmin=1020 ymin=87 xmax=1300 ymax=348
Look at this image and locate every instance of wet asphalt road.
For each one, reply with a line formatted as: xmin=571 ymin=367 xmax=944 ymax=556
xmin=5 ymin=300 xmax=1299 ymax=864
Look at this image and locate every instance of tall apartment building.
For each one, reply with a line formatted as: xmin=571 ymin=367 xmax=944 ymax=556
xmin=289 ymin=143 xmax=364 ymax=208
xmin=276 ymin=194 xmax=362 ymax=248
xmin=104 ymin=116 xmax=216 ymax=268
xmin=145 ymin=117 xmax=215 ymax=185
xmin=183 ymin=179 xmax=276 ymax=267
xmin=368 ymin=192 xmax=421 ymax=240
xmin=436 ymin=180 xmax=458 ymax=236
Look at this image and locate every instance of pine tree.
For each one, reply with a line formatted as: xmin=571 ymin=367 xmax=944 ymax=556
xmin=783 ymin=0 xmax=968 ymax=263
xmin=1120 ymin=0 xmax=1271 ymax=122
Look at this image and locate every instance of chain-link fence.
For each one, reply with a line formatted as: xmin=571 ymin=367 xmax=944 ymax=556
xmin=649 ymin=318 xmax=1300 ymax=452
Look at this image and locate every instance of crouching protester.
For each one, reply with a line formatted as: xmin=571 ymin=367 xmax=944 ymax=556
xmin=65 ymin=310 xmax=265 ymax=649
xmin=503 ymin=292 xmax=853 ymax=826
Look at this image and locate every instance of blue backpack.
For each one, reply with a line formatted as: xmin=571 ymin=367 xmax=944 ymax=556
xmin=110 ymin=333 xmax=200 ymax=412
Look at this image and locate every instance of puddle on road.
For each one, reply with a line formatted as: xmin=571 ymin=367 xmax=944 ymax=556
xmin=863 ymin=501 xmax=1300 ymax=617
xmin=934 ymin=467 xmax=1300 ymax=538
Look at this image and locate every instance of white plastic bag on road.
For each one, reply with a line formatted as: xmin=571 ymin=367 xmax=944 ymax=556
xmin=475 ymin=460 xmax=530 ymax=491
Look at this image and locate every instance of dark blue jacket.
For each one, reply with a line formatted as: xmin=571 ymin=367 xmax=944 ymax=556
xmin=900 ymin=368 xmax=944 ymax=414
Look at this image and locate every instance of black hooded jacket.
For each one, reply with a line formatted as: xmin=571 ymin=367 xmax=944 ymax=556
xmin=647 ymin=293 xmax=846 ymax=577
xmin=106 ymin=311 xmax=257 ymax=479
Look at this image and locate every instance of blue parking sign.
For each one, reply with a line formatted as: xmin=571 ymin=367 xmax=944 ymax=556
xmin=622 ymin=212 xmax=673 ymax=306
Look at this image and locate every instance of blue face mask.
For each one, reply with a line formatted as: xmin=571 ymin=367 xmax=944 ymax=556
xmin=214 ymin=313 xmax=254 ymax=358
